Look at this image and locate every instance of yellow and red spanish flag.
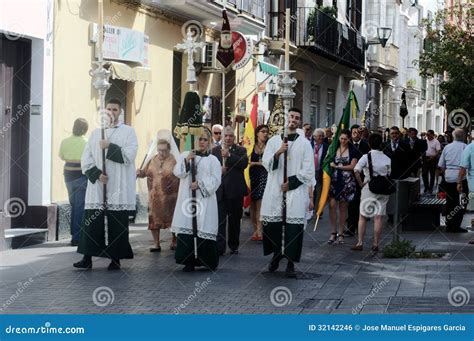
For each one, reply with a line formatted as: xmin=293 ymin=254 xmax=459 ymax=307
xmin=242 ymin=94 xmax=258 ymax=208
xmin=315 ymin=91 xmax=359 ymax=224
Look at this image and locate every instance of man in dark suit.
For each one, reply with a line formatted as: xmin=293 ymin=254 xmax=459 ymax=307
xmin=405 ymin=127 xmax=427 ymax=178
xmin=303 ymin=123 xmax=315 ymax=148
xmin=346 ymin=124 xmax=370 ymax=236
xmin=383 ymin=126 xmax=410 ymax=180
xmin=312 ymin=128 xmax=329 ymax=212
xmin=211 ymin=126 xmax=248 ymax=255
xmin=382 ymin=126 xmax=411 ymax=224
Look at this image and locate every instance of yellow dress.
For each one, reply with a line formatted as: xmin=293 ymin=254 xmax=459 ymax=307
xmin=144 ymin=154 xmax=179 ymax=230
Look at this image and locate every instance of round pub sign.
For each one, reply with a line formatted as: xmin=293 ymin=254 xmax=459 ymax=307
xmin=232 ymin=31 xmax=252 ymax=70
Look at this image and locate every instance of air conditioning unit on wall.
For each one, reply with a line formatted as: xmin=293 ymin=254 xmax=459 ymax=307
xmin=195 ymin=42 xmax=219 ymax=71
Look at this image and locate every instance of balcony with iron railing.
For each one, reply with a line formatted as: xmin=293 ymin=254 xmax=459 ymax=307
xmin=213 ymin=0 xmax=265 ymax=22
xmin=268 ymin=7 xmax=366 ymax=71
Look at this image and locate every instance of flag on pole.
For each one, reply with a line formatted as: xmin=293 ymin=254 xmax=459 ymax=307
xmin=216 ymin=9 xmax=234 ymax=70
xmin=242 ymin=94 xmax=258 ymax=208
xmin=315 ymin=90 xmax=358 ymax=225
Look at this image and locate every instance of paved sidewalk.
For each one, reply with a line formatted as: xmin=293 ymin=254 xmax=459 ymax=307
xmin=1 ymin=213 xmax=473 ymax=315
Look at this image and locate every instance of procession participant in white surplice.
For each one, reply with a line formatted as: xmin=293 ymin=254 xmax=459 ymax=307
xmin=260 ymin=107 xmax=315 ymax=278
xmin=171 ymin=128 xmax=222 ymax=272
xmin=74 ymin=98 xmax=137 ymax=271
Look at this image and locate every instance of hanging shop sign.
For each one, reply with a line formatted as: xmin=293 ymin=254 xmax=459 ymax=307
xmin=91 ymin=23 xmax=149 ymax=66
xmin=232 ymin=31 xmax=252 ymax=70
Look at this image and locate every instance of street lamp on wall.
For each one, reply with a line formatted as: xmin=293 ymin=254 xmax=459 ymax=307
xmin=364 ymin=27 xmax=392 ymax=49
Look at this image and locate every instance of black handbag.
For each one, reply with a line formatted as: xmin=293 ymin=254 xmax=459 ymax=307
xmin=368 ymin=152 xmax=396 ymax=195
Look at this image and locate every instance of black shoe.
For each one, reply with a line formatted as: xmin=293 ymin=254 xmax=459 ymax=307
xmin=268 ymin=254 xmax=282 ymax=272
xmin=230 ymin=250 xmax=239 ymax=255
xmin=183 ymin=263 xmax=195 ymax=272
xmin=107 ymin=259 xmax=121 ymax=271
xmin=71 ymin=240 xmax=79 ymax=247
xmin=285 ymin=261 xmax=297 ymax=278
xmin=73 ymin=258 xmax=92 ymax=269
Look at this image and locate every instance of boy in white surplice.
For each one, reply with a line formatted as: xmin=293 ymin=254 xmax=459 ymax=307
xmin=73 ymin=98 xmax=137 ymax=271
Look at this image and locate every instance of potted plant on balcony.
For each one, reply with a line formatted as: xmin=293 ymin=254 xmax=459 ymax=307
xmin=307 ymin=8 xmax=317 ymax=42
xmin=406 ymin=79 xmax=416 ymax=89
xmin=320 ymin=5 xmax=337 ymax=18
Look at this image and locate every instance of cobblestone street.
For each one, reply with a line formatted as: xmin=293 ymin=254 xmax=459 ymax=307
xmin=1 ymin=214 xmax=474 ymax=315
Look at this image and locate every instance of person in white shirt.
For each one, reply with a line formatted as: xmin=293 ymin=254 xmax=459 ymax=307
xmin=351 ymin=133 xmax=391 ymax=252
xmin=422 ymin=129 xmax=442 ymax=194
xmin=438 ymin=129 xmax=468 ymax=233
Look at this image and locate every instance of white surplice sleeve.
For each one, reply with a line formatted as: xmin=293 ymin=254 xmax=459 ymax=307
xmin=121 ymin=128 xmax=138 ymax=165
xmin=296 ymin=140 xmax=316 ymax=186
xmin=198 ymin=155 xmax=221 ymax=198
xmin=262 ymin=136 xmax=279 ymax=172
xmin=173 ymin=151 xmax=190 ymax=179
xmin=81 ymin=131 xmax=98 ymax=173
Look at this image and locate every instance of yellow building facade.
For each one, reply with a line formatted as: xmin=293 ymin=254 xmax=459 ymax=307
xmin=51 ymin=0 xmax=258 ymax=203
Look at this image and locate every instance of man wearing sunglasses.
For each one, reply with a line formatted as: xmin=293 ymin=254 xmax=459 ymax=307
xmin=211 ymin=124 xmax=223 ymax=147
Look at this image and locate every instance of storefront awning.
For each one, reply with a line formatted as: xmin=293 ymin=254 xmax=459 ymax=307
xmin=258 ymin=61 xmax=279 ymax=76
xmin=106 ymin=61 xmax=152 ymax=82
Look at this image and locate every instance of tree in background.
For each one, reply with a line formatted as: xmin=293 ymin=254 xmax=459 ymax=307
xmin=418 ymin=4 xmax=473 ymax=118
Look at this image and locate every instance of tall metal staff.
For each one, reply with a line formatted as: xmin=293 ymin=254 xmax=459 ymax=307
xmin=278 ymin=8 xmax=297 ymax=255
xmin=175 ymin=23 xmax=205 ymax=259
xmin=90 ymin=0 xmax=111 ymax=211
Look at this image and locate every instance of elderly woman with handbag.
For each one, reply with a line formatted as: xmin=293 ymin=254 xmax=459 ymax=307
xmin=351 ymin=133 xmax=394 ymax=252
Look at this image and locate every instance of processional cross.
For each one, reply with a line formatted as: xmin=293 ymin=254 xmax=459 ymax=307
xmin=175 ymin=29 xmax=206 ymax=86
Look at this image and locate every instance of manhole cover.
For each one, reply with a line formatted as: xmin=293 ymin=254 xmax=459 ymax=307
xmin=299 ymin=298 xmax=342 ymax=309
xmin=387 ymin=296 xmax=474 ymax=313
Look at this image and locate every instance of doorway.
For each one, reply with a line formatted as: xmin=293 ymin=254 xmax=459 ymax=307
xmin=0 ymin=35 xmax=32 ymax=229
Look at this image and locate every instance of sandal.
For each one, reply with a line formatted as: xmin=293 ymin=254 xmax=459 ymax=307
xmin=327 ymin=233 xmax=337 ymax=244
xmin=337 ymin=234 xmax=345 ymax=244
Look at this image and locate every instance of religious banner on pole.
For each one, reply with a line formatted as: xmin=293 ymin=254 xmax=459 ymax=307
xmin=216 ymin=9 xmax=234 ymax=70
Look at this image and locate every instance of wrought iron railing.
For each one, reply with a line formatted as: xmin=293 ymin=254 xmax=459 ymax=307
xmin=213 ymin=0 xmax=265 ymax=21
xmin=296 ymin=7 xmax=365 ymax=70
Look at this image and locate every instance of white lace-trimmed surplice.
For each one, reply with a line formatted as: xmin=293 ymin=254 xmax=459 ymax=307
xmin=81 ymin=124 xmax=138 ymax=211
xmin=171 ymin=151 xmax=221 ymax=240
xmin=260 ymin=134 xmax=315 ymax=225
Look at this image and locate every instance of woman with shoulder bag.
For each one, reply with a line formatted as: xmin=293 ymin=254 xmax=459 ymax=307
xmin=351 ymin=133 xmax=392 ymax=252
